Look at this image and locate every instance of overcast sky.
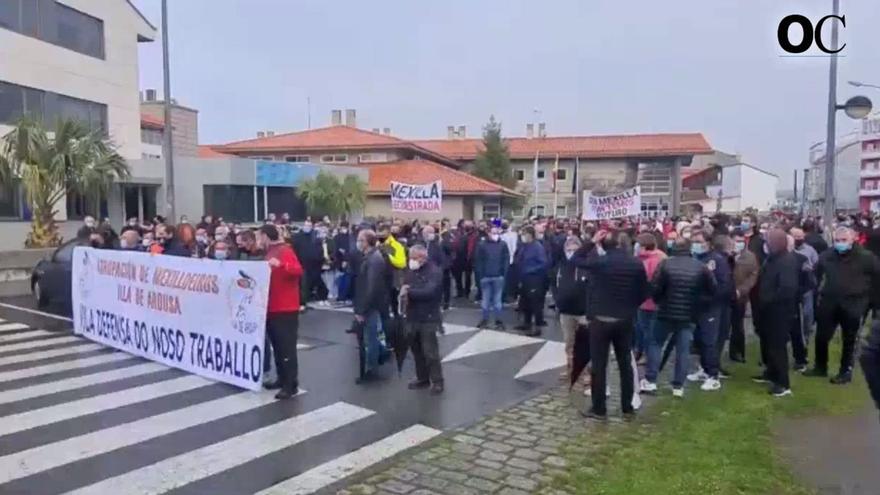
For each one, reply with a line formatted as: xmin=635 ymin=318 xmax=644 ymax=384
xmin=132 ymin=0 xmax=880 ymax=184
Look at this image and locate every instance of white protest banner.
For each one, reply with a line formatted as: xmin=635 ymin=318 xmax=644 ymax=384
xmin=72 ymin=247 xmax=270 ymax=391
xmin=582 ymin=186 xmax=642 ymax=221
xmin=391 ymin=180 xmax=442 ymax=213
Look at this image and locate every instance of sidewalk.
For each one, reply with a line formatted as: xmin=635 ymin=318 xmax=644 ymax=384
xmin=334 ymin=370 xmax=654 ymax=495
xmin=775 ymin=407 xmax=880 ymax=495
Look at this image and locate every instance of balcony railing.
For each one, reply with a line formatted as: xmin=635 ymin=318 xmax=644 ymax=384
xmin=861 ymin=168 xmax=880 ymax=178
xmin=860 ymin=188 xmax=880 ymax=197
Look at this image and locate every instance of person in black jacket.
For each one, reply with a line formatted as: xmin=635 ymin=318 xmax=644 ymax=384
xmin=578 ymin=230 xmax=648 ymax=420
xmin=802 ymin=219 xmax=828 ymax=256
xmin=474 ymin=227 xmax=510 ymax=330
xmin=806 ymin=227 xmax=880 ymax=384
xmin=438 ymin=222 xmax=455 ymax=310
xmin=648 ymin=237 xmax=716 ymax=397
xmin=556 ymin=236 xmax=591 ymax=381
xmin=353 ymin=229 xmax=390 ymax=381
xmin=859 ymin=318 xmax=880 ymax=417
xmin=755 ymin=229 xmax=801 ymax=397
xmin=293 ymin=221 xmax=321 ymax=308
xmin=401 ymin=244 xmax=444 ymax=394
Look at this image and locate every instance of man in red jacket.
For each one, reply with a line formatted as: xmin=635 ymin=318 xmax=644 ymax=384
xmin=258 ymin=224 xmax=304 ymax=400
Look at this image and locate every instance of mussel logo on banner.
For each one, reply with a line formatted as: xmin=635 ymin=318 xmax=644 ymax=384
xmin=227 ymin=270 xmax=264 ymax=335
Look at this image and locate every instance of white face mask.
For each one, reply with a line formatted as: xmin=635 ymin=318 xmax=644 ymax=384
xmin=142 ymin=239 xmax=152 ymax=247
xmin=425 ymin=233 xmax=436 ymax=242
xmin=408 ymin=259 xmax=422 ymax=270
xmin=214 ymin=250 xmax=228 ymax=260
xmin=489 ymin=234 xmax=500 ymax=242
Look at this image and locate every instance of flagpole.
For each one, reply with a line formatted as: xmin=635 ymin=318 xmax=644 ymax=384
xmin=574 ymin=156 xmax=580 ymax=219
xmin=532 ymin=150 xmax=540 ymax=214
xmin=553 ymin=154 xmax=559 ymax=216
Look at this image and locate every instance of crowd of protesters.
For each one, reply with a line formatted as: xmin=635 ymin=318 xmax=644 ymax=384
xmin=75 ymin=209 xmax=880 ymax=415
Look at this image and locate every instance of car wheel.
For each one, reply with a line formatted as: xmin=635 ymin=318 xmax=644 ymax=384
xmin=33 ymin=280 xmax=48 ymax=308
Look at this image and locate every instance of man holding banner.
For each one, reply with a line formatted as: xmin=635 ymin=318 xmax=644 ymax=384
xmin=258 ymin=224 xmax=305 ymax=400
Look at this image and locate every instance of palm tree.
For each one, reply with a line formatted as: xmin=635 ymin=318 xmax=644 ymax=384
xmin=339 ymin=174 xmax=367 ymax=220
xmin=0 ymin=117 xmax=129 ymax=248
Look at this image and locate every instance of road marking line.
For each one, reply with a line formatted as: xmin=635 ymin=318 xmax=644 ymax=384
xmin=0 ymin=353 xmax=132 ymax=384
xmin=0 ymin=390 xmax=293 ymax=484
xmin=0 ymin=303 xmax=73 ymax=322
xmin=256 ymin=424 xmax=441 ymax=495
xmin=0 ymin=374 xmax=209 ymax=436
xmin=0 ymin=343 xmax=104 ymax=367
xmin=0 ymin=323 xmax=30 ymax=333
xmin=0 ymin=329 xmax=62 ymax=344
xmin=514 ymin=341 xmax=567 ymax=379
xmin=0 ymin=336 xmax=89 ymax=354
xmin=0 ymin=361 xmax=167 ymax=405
xmin=442 ymin=329 xmax=544 ymax=363
xmin=66 ymin=402 xmax=375 ymax=495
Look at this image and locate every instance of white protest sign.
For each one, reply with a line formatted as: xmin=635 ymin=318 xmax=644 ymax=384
xmin=582 ymin=186 xmax=642 ymax=220
xmin=72 ymin=247 xmax=270 ymax=391
xmin=391 ymin=180 xmax=442 ymax=213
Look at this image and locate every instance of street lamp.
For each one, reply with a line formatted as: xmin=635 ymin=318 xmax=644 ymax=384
xmin=848 ymin=80 xmax=880 ymax=91
xmin=822 ymin=0 xmax=872 ymax=233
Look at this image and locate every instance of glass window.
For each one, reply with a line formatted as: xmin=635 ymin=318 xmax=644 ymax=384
xmin=0 ymin=180 xmax=21 ymax=219
xmin=284 ymin=155 xmax=310 ymax=163
xmin=556 ymin=169 xmax=567 ymax=180
xmin=482 ymin=202 xmax=500 ymax=219
xmin=54 ymin=2 xmax=104 ymax=58
xmin=534 ymin=205 xmax=546 ymax=216
xmin=536 ymin=169 xmax=546 ymax=180
xmin=0 ymin=82 xmax=23 ymax=123
xmin=203 ymin=185 xmax=257 ymax=223
xmin=23 ymin=87 xmax=44 ymax=121
xmin=556 ymin=205 xmax=567 ymax=217
xmin=514 ymin=170 xmax=525 ymax=181
xmin=21 ymin=0 xmax=40 ymax=36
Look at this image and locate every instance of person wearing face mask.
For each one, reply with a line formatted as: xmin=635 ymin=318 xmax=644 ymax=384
xmin=514 ymin=226 xmax=548 ymax=336
xmin=77 ymin=216 xmax=98 ymax=240
xmin=452 ymin=221 xmax=478 ymax=299
xmin=292 ymin=220 xmax=320 ymax=310
xmin=474 ymin=227 xmax=511 ymax=330
xmin=634 ymin=233 xmax=666 ymax=378
xmin=556 ymin=236 xmax=591 ymax=386
xmin=754 ymin=229 xmax=800 ymax=397
xmin=401 ymin=244 xmax=445 ymax=394
xmin=500 ymin=221 xmax=519 ymax=305
xmin=802 ymin=219 xmax=828 ymax=255
xmin=316 ymin=226 xmax=337 ymax=305
xmin=806 ymin=227 xmax=880 ymax=385
xmin=420 ymin=225 xmax=449 ymax=307
xmin=377 ymin=224 xmax=407 ymax=318
xmin=209 ymin=240 xmax=231 ymax=261
xmin=141 ymin=232 xmax=155 ymax=251
xmin=685 ymin=230 xmax=732 ymax=391
xmin=117 ymin=230 xmax=142 ymax=252
xmin=729 ymin=230 xmax=758 ymax=363
xmin=332 ymin=221 xmax=354 ymax=304
xmin=789 ymin=227 xmax=818 ymax=370
xmin=353 ymin=229 xmax=391 ymax=382
xmin=195 ymin=228 xmax=210 ymax=258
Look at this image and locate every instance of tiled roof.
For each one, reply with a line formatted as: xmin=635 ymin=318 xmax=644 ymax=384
xmin=140 ymin=114 xmax=165 ymax=130
xmin=412 ymin=133 xmax=713 ymax=160
xmin=197 ymin=145 xmax=233 ymax=158
xmin=366 ymin=160 xmax=521 ymax=197
xmin=217 ymin=125 xmax=461 ymax=168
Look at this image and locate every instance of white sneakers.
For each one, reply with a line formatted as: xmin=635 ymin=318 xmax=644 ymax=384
xmin=700 ymin=377 xmax=722 ymax=391
xmin=672 ymin=388 xmax=685 ymax=398
xmin=687 ymin=368 xmax=709 ymax=382
xmin=639 ymin=379 xmax=658 ymax=393
xmin=583 ymin=386 xmax=612 ymax=397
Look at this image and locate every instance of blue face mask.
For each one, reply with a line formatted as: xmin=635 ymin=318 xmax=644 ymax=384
xmin=633 ymin=242 xmax=641 ymax=256
xmin=833 ymin=242 xmax=852 ymax=254
xmin=214 ymin=250 xmax=228 ymax=260
xmin=691 ymin=243 xmax=706 ymax=256
xmin=741 ymin=221 xmax=751 ymax=230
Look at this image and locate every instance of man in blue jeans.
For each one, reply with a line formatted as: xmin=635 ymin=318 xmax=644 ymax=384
xmin=475 ymin=226 xmax=510 ymax=330
xmin=646 ymin=237 xmax=716 ymax=397
xmin=353 ymin=229 xmax=390 ymax=383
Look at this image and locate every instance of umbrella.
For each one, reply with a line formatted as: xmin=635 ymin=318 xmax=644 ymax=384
xmin=569 ymin=322 xmax=591 ymax=389
xmin=384 ymin=295 xmax=410 ymax=374
xmin=350 ymin=318 xmax=367 ymax=379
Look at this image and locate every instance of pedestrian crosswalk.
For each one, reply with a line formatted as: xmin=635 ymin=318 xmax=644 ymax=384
xmin=0 ymin=316 xmax=440 ymax=494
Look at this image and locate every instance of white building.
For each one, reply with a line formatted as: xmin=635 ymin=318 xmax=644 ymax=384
xmin=806 ymin=131 xmax=862 ymax=215
xmin=682 ymin=151 xmax=779 ymax=213
xmin=0 ymin=0 xmax=156 ymax=248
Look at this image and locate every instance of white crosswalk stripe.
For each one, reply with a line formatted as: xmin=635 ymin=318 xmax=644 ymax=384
xmin=256 ymin=424 xmax=442 ymax=495
xmin=0 ymin=343 xmax=105 ymax=366
xmin=0 ymin=361 xmax=167 ymax=405
xmin=0 ymin=323 xmax=30 ymax=333
xmin=66 ymin=402 xmax=375 ymax=495
xmin=0 ymin=390 xmax=283 ymax=484
xmin=0 ymin=351 xmax=132 ymax=384
xmin=0 ymin=374 xmax=209 ymax=436
xmin=0 ymin=335 xmax=88 ymax=354
xmin=0 ymin=317 xmax=443 ymax=494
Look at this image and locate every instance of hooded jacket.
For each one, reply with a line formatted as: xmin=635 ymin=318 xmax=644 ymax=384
xmin=637 ymin=248 xmax=667 ymax=311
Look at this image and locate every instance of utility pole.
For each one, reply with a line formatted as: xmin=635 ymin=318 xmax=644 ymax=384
xmin=161 ymin=0 xmax=176 ymax=222
xmin=822 ymin=0 xmax=841 ymax=234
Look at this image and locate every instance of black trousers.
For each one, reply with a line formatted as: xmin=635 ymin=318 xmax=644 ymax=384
xmin=815 ymin=302 xmax=863 ymax=374
xmin=759 ymin=306 xmax=790 ymax=389
xmin=589 ymin=318 xmax=635 ymax=415
xmin=859 ymin=319 xmax=880 ymax=410
xmin=305 ymin=267 xmax=324 ymax=302
xmin=266 ymin=312 xmax=299 ymax=392
xmin=263 ymin=335 xmax=273 ymax=373
xmin=409 ymin=321 xmax=443 ymax=385
xmin=729 ymin=300 xmax=746 ymax=360
xmin=454 ymin=265 xmax=473 ymax=298
xmin=520 ymin=275 xmax=546 ymax=327
xmin=442 ymin=269 xmax=451 ymax=308
xmin=790 ymin=304 xmax=808 ymax=366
